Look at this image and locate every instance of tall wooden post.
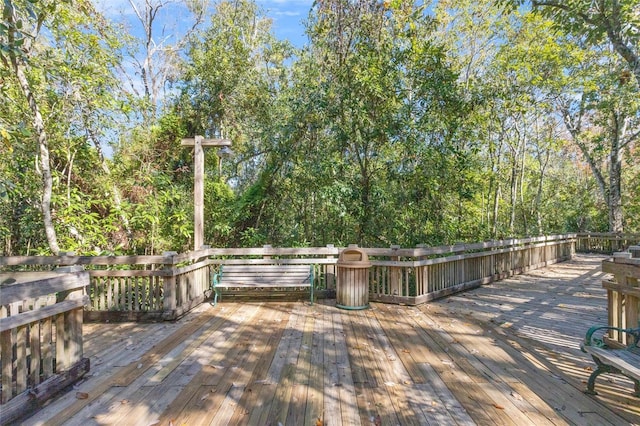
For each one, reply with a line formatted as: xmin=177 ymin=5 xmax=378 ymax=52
xmin=181 ymin=136 xmax=232 ymax=251
xmin=194 ymin=136 xmax=204 ymax=251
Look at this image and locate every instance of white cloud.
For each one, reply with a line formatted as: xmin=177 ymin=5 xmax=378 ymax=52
xmin=261 ymin=0 xmax=313 ymax=5
xmin=274 ymin=10 xmax=302 ymax=17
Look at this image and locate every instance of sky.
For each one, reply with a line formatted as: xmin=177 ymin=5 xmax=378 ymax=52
xmin=95 ymin=0 xmax=313 ymax=48
xmin=256 ymin=0 xmax=313 ymax=47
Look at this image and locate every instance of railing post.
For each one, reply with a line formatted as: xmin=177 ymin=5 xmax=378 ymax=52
xmin=55 ymin=252 xmax=85 ymax=372
xmin=200 ymin=245 xmax=211 ymax=298
xmin=416 ymin=244 xmax=428 ymax=297
xmin=263 ymin=244 xmax=273 ymax=260
xmin=609 ymin=252 xmax=636 ymax=343
xmin=326 ymin=244 xmax=336 ymax=291
xmin=162 ymin=251 xmax=178 ymax=320
xmin=390 ymin=245 xmax=401 ymax=297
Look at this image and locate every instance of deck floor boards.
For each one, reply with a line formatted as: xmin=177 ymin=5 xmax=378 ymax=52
xmin=22 ymin=254 xmax=640 ymax=425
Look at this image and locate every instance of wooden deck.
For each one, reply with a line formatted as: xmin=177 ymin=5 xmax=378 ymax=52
xmin=22 ymin=254 xmax=640 ymax=425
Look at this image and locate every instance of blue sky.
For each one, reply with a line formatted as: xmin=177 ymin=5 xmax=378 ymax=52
xmin=96 ymin=0 xmax=313 ymax=48
xmin=257 ymin=0 xmax=313 ymax=47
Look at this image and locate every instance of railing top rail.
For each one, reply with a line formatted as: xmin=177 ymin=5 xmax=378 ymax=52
xmin=607 ymin=256 xmax=640 ymax=266
xmin=201 ymin=246 xmax=341 ymax=257
xmin=577 ymin=232 xmax=640 ymax=238
xmin=0 ymin=271 xmax=89 ymax=304
xmin=0 ymin=254 xmax=171 ymax=267
xmin=0 ymin=234 xmax=579 ymax=269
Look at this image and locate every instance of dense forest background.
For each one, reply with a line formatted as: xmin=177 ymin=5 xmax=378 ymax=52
xmin=1 ymin=0 xmax=639 ymax=255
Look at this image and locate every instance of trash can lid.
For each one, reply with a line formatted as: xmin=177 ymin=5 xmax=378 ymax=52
xmin=337 ymin=247 xmax=371 ymax=267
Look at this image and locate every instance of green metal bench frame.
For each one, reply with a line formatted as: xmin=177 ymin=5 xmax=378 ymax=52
xmin=580 ymin=325 xmax=640 ymax=397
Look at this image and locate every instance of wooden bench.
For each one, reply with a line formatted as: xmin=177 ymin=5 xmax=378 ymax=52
xmin=580 ymin=325 xmax=640 ymax=397
xmin=211 ymin=264 xmax=314 ymax=305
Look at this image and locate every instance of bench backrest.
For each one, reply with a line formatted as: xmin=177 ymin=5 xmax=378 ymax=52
xmin=218 ymin=264 xmax=313 ymax=285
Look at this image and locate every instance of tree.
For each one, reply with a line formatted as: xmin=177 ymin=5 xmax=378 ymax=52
xmin=505 ymin=1 xmax=640 ymax=86
xmin=559 ymin=45 xmax=640 ymax=232
xmin=168 ymin=0 xmax=295 ymax=247
xmin=2 ymin=0 xmax=62 ymax=253
xmin=122 ymin=0 xmax=209 ymax=122
xmin=1 ymin=0 xmax=129 ymax=254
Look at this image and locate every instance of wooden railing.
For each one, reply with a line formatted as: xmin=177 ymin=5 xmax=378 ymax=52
xmin=0 ymin=252 xmax=211 ymax=322
xmin=0 ymin=270 xmax=90 ymax=422
xmin=200 ymin=236 xmax=575 ymax=306
xmin=601 ymin=248 xmax=640 ymax=346
xmin=364 ymin=235 xmax=575 ymax=305
xmin=0 ymin=236 xmax=578 ymax=319
xmin=0 ymin=234 xmax=587 ymax=319
xmin=576 ymin=232 xmax=640 ymax=254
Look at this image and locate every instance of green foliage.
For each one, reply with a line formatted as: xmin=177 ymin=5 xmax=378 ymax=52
xmin=3 ymin=0 xmax=639 ymax=254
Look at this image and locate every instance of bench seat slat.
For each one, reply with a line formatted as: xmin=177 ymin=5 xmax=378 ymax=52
xmin=220 ymin=273 xmax=311 ymax=279
xmin=216 ymin=283 xmax=312 ymax=288
xmin=220 ymin=266 xmax=310 ymax=272
xmin=218 ymin=278 xmax=311 ymax=284
xmin=584 ymin=346 xmax=640 ymax=379
xmin=220 ymin=278 xmax=310 ymax=283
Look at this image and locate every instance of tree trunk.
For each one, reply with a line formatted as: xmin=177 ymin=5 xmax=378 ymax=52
xmin=492 ymin=185 xmax=501 ymax=238
xmin=608 ymin=113 xmax=624 ymax=232
xmin=534 ymin=148 xmax=550 ymax=234
xmin=13 ymin=60 xmax=60 ymax=254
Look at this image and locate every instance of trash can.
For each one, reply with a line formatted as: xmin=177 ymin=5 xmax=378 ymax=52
xmin=336 ymin=245 xmax=371 ymax=310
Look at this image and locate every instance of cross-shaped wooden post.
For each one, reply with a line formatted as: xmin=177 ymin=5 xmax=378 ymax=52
xmin=181 ymin=135 xmax=232 ymax=251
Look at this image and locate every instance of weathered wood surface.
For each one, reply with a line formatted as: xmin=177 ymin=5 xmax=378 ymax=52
xmin=602 ymin=255 xmax=640 ymax=345
xmin=20 ymin=255 xmax=639 ymax=426
xmin=1 ymin=358 xmax=90 ymax=424
xmin=213 ymin=264 xmax=314 ymax=305
xmin=576 ymin=233 xmax=640 ymax=254
xmin=582 ymin=345 xmax=640 ymax=388
xmin=1 ymin=271 xmax=89 ymax=410
xmin=215 ymin=265 xmax=313 ymax=287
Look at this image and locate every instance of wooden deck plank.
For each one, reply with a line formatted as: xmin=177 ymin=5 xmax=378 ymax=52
xmin=417 ymin=362 xmax=477 ymax=425
xmin=286 ymin=308 xmax=315 ymax=425
xmin=26 ymin=304 xmax=240 ymax=426
xmin=304 ymin=304 xmax=326 ymax=426
xmin=369 ymin=303 xmax=475 ymax=425
xmin=209 ymin=303 xmax=287 ymax=425
xmin=166 ymin=303 xmax=263 ymax=425
xmin=414 ymin=306 xmax=559 ymax=426
xmin=487 ymin=322 xmax=635 ymax=426
xmin=363 ymin=307 xmax=426 ymax=426
xmin=151 ymin=304 xmax=258 ymax=425
xmin=332 ymin=308 xmax=361 ymax=426
xmin=341 ymin=308 xmax=380 ymax=425
xmin=202 ymin=304 xmax=281 ymax=424
xmin=254 ymin=309 xmax=305 ymax=424
xmin=347 ymin=306 xmax=402 ymax=426
xmin=247 ymin=304 xmax=305 ymax=425
xmin=226 ymin=304 xmax=293 ymax=424
xmin=75 ymin=303 xmax=249 ymax=426
xmin=322 ymin=304 xmax=343 ymax=426
xmin=438 ymin=257 xmax=637 ymax=425
xmin=437 ymin=324 xmax=561 ymax=425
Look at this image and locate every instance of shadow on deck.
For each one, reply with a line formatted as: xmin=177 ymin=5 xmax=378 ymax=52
xmin=23 ymin=255 xmax=640 ymax=425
